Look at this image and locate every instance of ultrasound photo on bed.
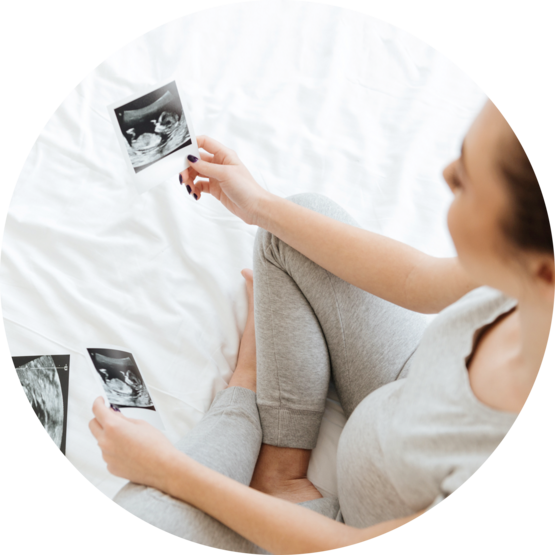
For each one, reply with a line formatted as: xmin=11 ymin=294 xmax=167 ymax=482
xmin=112 ymin=81 xmax=191 ymax=173
xmin=87 ymin=348 xmax=155 ymax=410
xmin=13 ymin=355 xmax=70 ymax=454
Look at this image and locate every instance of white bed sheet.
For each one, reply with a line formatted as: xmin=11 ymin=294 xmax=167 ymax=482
xmin=1 ymin=0 xmax=485 ymax=500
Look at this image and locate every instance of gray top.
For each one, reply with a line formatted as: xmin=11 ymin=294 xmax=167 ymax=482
xmin=336 ymin=286 xmax=518 ymax=528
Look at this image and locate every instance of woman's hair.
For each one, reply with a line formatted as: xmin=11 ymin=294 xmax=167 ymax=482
xmin=498 ymin=133 xmax=553 ymax=255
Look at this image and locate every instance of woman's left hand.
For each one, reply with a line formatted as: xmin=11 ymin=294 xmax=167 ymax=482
xmin=89 ymin=397 xmax=177 ymax=491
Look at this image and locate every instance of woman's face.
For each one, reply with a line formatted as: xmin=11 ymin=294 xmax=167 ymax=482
xmin=443 ymin=101 xmax=527 ymax=297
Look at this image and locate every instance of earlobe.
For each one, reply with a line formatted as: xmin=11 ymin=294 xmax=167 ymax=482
xmin=535 ymin=258 xmax=555 ymax=303
xmin=537 ymin=260 xmax=554 ymax=285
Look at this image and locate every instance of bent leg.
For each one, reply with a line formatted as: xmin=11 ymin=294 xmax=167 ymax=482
xmin=113 ymin=389 xmax=340 ymax=552
xmin=114 ymin=387 xmax=266 ymax=552
xmin=254 ymin=193 xmax=427 ymax=450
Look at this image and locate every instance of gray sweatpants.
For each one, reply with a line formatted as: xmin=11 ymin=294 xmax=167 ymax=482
xmin=114 ymin=193 xmax=426 ymax=552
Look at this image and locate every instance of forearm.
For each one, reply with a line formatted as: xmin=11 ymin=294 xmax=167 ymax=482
xmin=256 ymin=194 xmax=477 ymax=313
xmin=163 ymin=451 xmax=410 ymax=554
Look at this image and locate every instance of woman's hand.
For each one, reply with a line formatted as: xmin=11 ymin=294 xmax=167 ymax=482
xmin=179 ymin=135 xmax=273 ymax=225
xmin=89 ymin=397 xmax=177 ymax=491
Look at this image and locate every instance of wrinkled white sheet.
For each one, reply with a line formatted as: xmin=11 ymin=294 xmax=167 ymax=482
xmin=1 ymin=0 xmax=485 ymax=500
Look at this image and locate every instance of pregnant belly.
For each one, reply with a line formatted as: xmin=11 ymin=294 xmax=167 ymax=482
xmin=336 ymin=381 xmax=414 ymax=528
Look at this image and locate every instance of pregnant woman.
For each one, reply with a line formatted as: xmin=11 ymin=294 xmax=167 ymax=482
xmin=89 ymin=100 xmax=553 ymax=554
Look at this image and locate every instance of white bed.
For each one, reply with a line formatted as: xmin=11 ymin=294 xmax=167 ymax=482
xmin=1 ymin=1 xmax=485 ymax=500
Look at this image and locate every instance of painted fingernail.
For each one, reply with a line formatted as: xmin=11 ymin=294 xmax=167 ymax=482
xmin=188 ymin=155 xmax=198 ymax=163
xmin=110 ymin=404 xmax=121 ymax=412
xmin=186 ymin=185 xmax=191 ymax=194
xmin=193 ymin=193 xmax=198 ymax=200
xmin=179 ymin=174 xmax=183 ymax=184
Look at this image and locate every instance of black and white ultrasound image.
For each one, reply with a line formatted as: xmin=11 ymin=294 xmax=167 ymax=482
xmin=114 ymin=81 xmax=191 ymax=173
xmin=13 ymin=355 xmax=70 ymax=454
xmin=87 ymin=348 xmax=154 ymax=410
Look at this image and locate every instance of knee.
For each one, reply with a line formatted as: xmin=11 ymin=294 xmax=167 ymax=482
xmin=254 ymin=193 xmax=346 ymax=254
xmin=253 ymin=192 xmax=359 ymax=261
xmin=257 ymin=194 xmax=340 ymax=232
xmin=285 ymin=192 xmax=334 ymax=212
xmin=287 ymin=193 xmax=359 ymax=227
xmin=254 ymin=226 xmax=272 ymax=258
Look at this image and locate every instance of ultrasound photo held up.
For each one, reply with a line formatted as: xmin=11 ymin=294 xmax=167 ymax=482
xmin=113 ymin=81 xmax=191 ymax=173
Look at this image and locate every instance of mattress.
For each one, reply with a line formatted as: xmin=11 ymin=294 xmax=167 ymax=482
xmin=1 ymin=0 xmax=485 ymax=500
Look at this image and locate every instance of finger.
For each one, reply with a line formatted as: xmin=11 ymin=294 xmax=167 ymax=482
xmin=197 ymin=135 xmax=233 ymax=158
xmin=109 ymin=405 xmax=133 ymax=421
xmin=178 ymin=167 xmax=192 ymax=186
xmin=188 ymin=156 xmax=229 ymax=181
xmin=188 ymin=156 xmax=216 ymax=181
xmin=181 ymin=168 xmax=199 ymax=193
xmin=179 ymin=154 xmax=212 ymax=189
xmin=193 ymin=176 xmax=223 ymax=200
xmin=92 ymin=396 xmax=112 ymax=426
xmin=93 ymin=397 xmax=108 ymax=418
xmin=199 ymin=151 xmax=214 ymax=163
xmin=118 ymin=413 xmax=139 ymax=424
xmin=89 ymin=418 xmax=104 ymax=440
xmin=184 ymin=152 xmax=213 ymax=179
xmin=193 ymin=177 xmax=209 ymax=191
xmin=191 ymin=177 xmax=212 ymax=200
xmin=183 ymin=154 xmax=216 ymax=199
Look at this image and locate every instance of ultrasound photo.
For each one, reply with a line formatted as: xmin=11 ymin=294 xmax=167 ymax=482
xmin=13 ymin=355 xmax=70 ymax=454
xmin=112 ymin=81 xmax=191 ymax=173
xmin=87 ymin=348 xmax=154 ymax=410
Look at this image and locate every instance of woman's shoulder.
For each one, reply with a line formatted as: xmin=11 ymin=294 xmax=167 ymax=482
xmin=457 ymin=284 xmax=508 ymax=303
xmin=442 ymin=285 xmax=516 ymax=321
xmin=417 ymin=286 xmax=517 ymax=351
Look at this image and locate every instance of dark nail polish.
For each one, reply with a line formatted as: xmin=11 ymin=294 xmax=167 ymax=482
xmin=110 ymin=404 xmax=121 ymax=412
xmin=193 ymin=193 xmax=198 ymax=200
xmin=186 ymin=185 xmax=192 ymax=194
xmin=179 ymin=174 xmax=183 ymax=184
xmin=188 ymin=155 xmax=198 ymax=163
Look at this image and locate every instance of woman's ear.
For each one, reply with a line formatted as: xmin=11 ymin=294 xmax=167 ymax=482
xmin=533 ymin=255 xmax=555 ymax=303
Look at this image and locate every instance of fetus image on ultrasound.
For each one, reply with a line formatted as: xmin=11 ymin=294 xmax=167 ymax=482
xmin=87 ymin=348 xmax=154 ymax=410
xmin=13 ymin=355 xmax=70 ymax=454
xmin=113 ymin=81 xmax=192 ymax=173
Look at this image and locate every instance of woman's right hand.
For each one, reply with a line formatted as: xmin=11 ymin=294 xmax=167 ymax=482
xmin=179 ymin=136 xmax=273 ymax=225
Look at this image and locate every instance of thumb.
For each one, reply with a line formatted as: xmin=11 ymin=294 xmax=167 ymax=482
xmin=92 ymin=397 xmax=133 ymax=425
xmin=188 ymin=156 xmax=228 ymax=181
xmin=109 ymin=404 xmax=132 ymax=421
xmin=92 ymin=396 xmax=113 ymax=426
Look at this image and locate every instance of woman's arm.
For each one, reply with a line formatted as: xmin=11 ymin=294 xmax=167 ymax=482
xmin=181 ymin=136 xmax=479 ymax=314
xmin=257 ymin=195 xmax=477 ymax=314
xmin=89 ymin=398 xmax=422 ymax=554
xmin=163 ymin=449 xmax=423 ymax=554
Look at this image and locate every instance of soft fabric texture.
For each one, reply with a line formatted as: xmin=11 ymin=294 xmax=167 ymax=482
xmin=254 ymin=193 xmax=427 ymax=449
xmin=337 ymin=286 xmax=518 ymax=527
xmin=113 ymin=387 xmax=340 ymax=555
xmin=254 ymin=193 xmax=517 ymax=528
xmin=115 ymin=386 xmax=340 ymax=553
xmin=114 ymin=387 xmax=267 ymax=554
xmin=1 ymin=0 xmax=486 ymax=498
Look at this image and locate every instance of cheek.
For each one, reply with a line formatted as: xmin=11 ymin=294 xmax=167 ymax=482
xmin=447 ymin=198 xmax=463 ymax=251
xmin=447 ymin=195 xmax=480 ymax=267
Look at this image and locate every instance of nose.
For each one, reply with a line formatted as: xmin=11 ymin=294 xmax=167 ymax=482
xmin=443 ymin=161 xmax=457 ymax=193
